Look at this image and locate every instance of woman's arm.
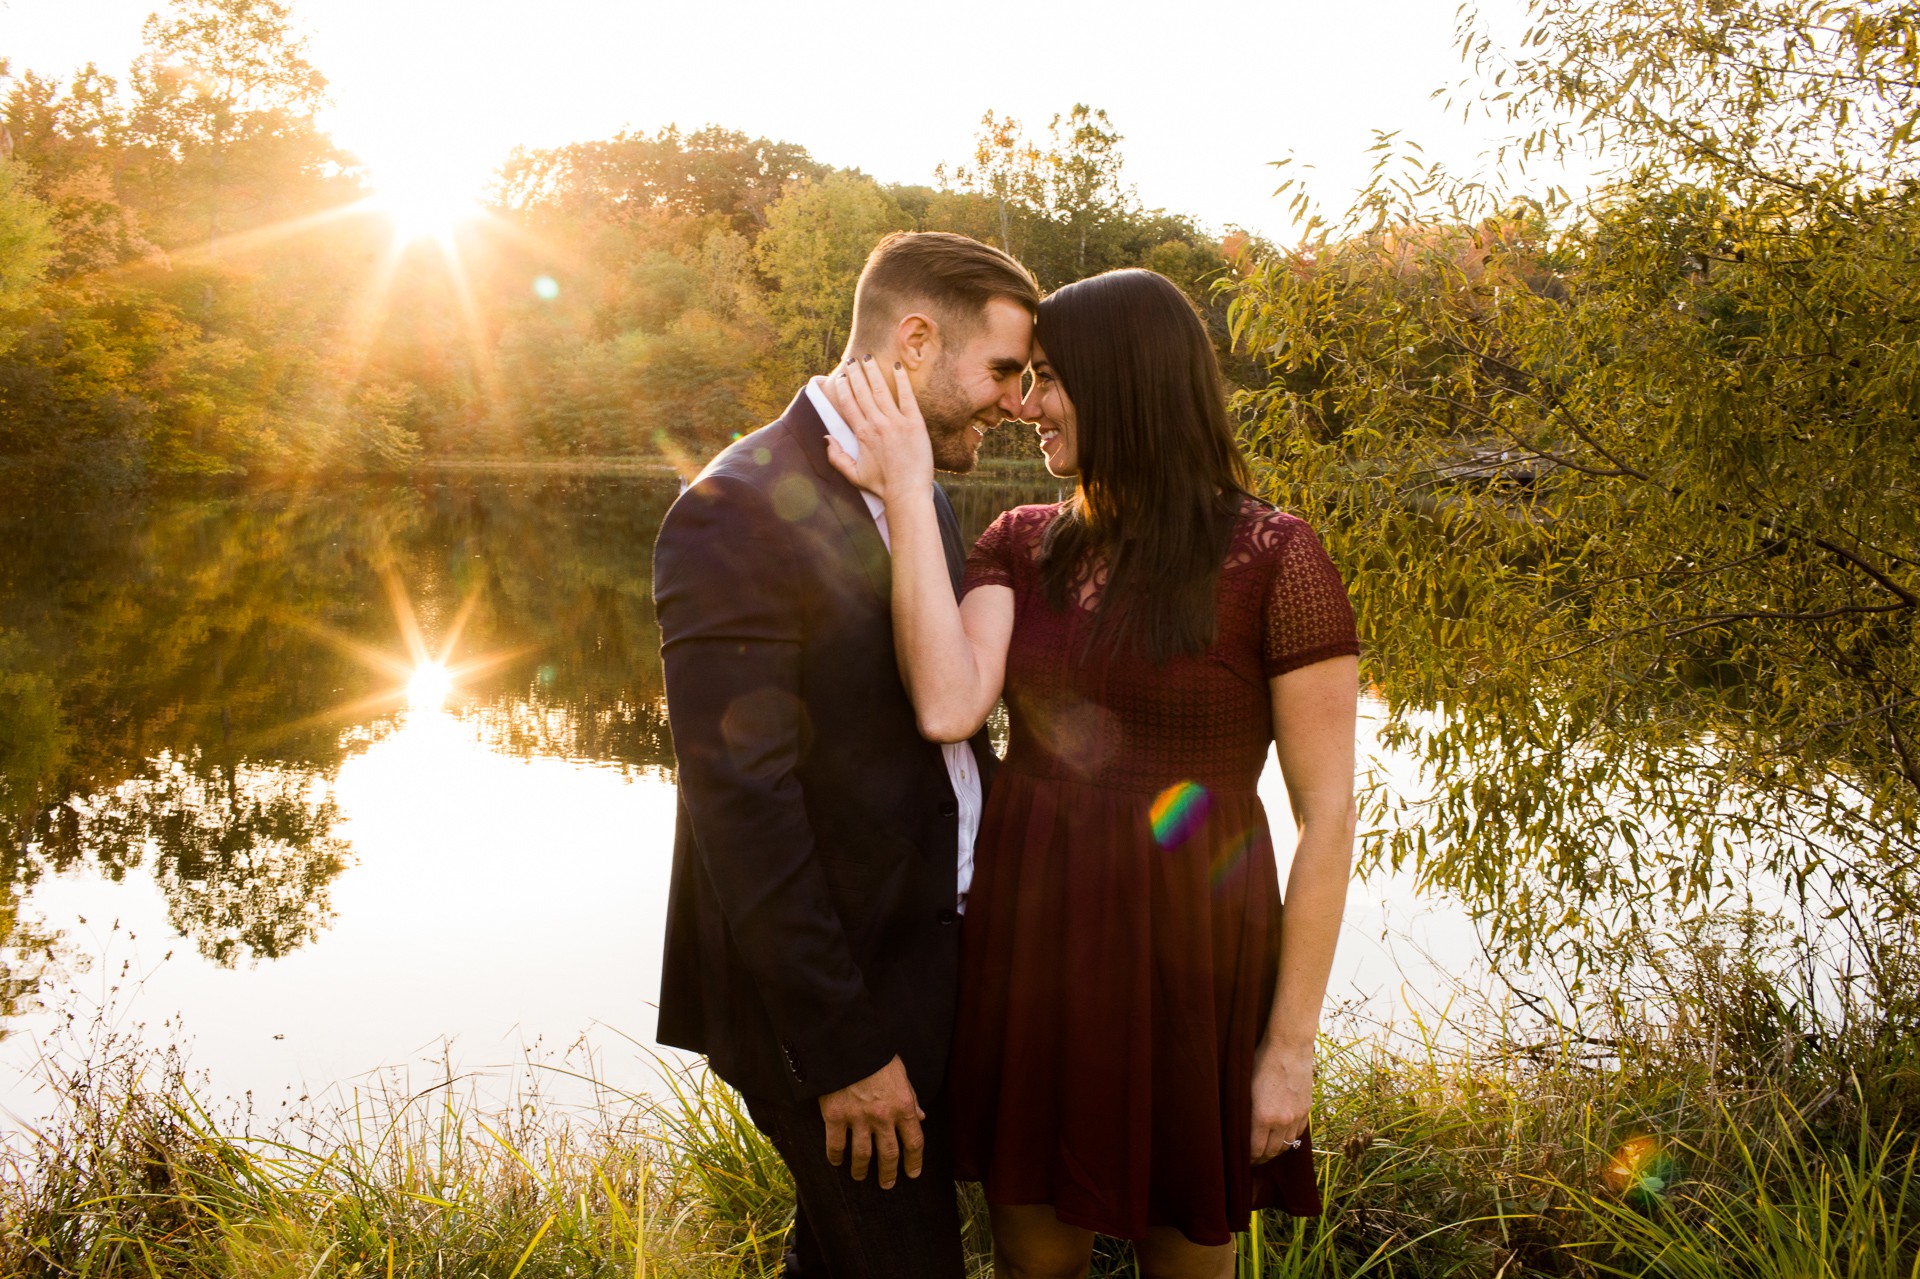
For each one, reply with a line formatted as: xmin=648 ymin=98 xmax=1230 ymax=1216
xmin=1250 ymin=654 xmax=1358 ymax=1162
xmin=824 ymin=359 xmax=1013 ymax=742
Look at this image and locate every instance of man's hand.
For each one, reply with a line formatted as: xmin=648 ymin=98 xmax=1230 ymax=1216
xmin=818 ymin=1055 xmax=925 ymax=1189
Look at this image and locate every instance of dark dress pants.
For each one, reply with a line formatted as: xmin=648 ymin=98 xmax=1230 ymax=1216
xmin=741 ymin=1086 xmax=965 ymax=1279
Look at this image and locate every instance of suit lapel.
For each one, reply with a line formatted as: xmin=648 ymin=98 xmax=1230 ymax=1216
xmin=780 ymin=388 xmax=974 ymax=604
xmin=932 ymin=484 xmax=966 ymax=596
xmin=784 ymin=392 xmax=893 ymax=602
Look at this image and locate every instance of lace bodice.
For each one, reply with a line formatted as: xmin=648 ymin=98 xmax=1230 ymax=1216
xmin=962 ymin=500 xmax=1359 ymax=794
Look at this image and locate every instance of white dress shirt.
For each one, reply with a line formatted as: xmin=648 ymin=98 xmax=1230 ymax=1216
xmin=807 ymin=378 xmax=981 ymax=910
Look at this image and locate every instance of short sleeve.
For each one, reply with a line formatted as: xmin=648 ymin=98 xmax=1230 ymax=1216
xmin=961 ymin=508 xmax=1025 ymax=598
xmin=1263 ymin=516 xmax=1360 ymax=678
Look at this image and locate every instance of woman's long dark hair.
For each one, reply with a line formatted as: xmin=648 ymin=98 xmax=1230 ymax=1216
xmin=1037 ymin=268 xmax=1253 ymax=662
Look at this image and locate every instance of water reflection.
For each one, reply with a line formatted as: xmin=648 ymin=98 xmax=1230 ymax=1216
xmin=70 ymin=753 xmax=349 ymax=967
xmin=0 ymin=475 xmax=692 ymax=1019
xmin=0 ymin=471 xmax=1062 ymax=1036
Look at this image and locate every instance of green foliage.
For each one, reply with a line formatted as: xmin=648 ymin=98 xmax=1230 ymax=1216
xmin=1230 ymin=0 xmax=1920 ymax=972
xmin=128 ymin=0 xmax=338 ymax=248
xmin=0 ymin=158 xmax=54 ymax=315
xmin=0 ymin=0 xmax=362 ymax=477
xmin=754 ymin=173 xmax=909 ymax=369
xmin=1559 ymin=1115 xmax=1920 ymax=1279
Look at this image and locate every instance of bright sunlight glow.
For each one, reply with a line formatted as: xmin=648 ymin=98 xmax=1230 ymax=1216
xmin=369 ymin=166 xmax=482 ymax=246
xmin=407 ymin=661 xmax=455 ymax=709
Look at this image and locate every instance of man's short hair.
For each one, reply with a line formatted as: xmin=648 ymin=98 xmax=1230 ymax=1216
xmin=851 ymin=232 xmax=1040 ymax=345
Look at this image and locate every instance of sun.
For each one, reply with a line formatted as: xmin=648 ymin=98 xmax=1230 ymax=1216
xmin=406 ymin=661 xmax=455 ymax=709
xmin=369 ymin=168 xmax=482 ymax=246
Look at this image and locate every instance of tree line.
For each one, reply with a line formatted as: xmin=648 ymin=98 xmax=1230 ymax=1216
xmin=0 ymin=0 xmax=1250 ymax=480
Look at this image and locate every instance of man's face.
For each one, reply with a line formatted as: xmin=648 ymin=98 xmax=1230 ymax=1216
xmin=915 ymin=297 xmax=1035 ymax=473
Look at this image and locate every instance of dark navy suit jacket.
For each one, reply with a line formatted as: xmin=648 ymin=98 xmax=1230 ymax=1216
xmin=652 ymin=390 xmax=997 ymax=1100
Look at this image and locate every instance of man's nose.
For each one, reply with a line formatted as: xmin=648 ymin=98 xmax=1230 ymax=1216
xmin=994 ymin=384 xmax=1023 ymax=420
xmin=1006 ymin=382 xmax=1037 ymax=421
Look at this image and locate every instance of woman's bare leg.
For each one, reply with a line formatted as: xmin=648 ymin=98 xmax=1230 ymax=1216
xmin=989 ymin=1204 xmax=1096 ymax=1279
xmin=1136 ymin=1226 xmax=1234 ymax=1279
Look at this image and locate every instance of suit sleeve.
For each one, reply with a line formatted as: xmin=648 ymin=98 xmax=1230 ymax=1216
xmin=654 ymin=473 xmax=894 ymax=1097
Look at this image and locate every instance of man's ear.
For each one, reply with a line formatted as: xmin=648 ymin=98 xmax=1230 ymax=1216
xmin=894 ymin=313 xmax=937 ymax=370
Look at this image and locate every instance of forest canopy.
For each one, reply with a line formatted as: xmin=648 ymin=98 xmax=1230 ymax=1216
xmin=0 ymin=0 xmax=1246 ymax=480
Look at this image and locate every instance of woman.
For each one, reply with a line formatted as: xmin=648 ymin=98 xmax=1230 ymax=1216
xmin=825 ymin=268 xmax=1357 ymax=1279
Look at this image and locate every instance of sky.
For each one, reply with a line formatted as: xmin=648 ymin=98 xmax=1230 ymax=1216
xmin=3 ymin=0 xmax=1542 ymax=241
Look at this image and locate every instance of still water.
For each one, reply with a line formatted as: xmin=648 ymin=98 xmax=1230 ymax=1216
xmin=0 ymin=473 xmax=1474 ymax=1128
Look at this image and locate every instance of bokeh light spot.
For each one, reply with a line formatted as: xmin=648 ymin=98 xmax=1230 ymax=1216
xmin=771 ymin=473 xmax=819 ymax=522
xmin=533 ymin=275 xmax=560 ymax=300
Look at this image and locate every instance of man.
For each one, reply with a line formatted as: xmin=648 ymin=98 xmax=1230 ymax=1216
xmin=653 ymin=231 xmax=1039 ymax=1277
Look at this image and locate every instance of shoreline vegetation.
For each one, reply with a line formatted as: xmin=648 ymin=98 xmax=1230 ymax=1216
xmin=0 ymin=452 xmax=1060 ymax=489
xmin=411 ymin=455 xmax=1059 ymax=479
xmin=6 ymin=948 xmax=1917 ymax=1278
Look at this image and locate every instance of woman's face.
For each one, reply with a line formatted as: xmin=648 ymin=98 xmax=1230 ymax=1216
xmin=1020 ymin=343 xmax=1079 ymax=478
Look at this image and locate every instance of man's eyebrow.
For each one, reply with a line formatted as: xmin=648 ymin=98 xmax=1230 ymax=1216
xmin=988 ymin=358 xmax=1028 ymax=375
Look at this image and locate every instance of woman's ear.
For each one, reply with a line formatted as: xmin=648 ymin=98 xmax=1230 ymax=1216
xmin=894 ymin=313 xmax=937 ymax=370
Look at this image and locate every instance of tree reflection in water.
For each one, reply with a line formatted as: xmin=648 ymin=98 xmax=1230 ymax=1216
xmin=0 ymin=471 xmax=785 ymax=1030
xmin=69 ymin=753 xmax=349 ymax=966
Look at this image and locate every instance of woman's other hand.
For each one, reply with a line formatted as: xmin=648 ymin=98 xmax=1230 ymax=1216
xmin=1249 ymin=1039 xmax=1313 ymax=1162
xmin=823 ymin=356 xmax=935 ymax=505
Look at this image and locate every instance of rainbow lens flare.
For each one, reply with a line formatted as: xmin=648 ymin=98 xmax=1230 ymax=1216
xmin=1209 ymin=828 xmax=1257 ymax=890
xmin=1149 ymin=781 xmax=1211 ymax=848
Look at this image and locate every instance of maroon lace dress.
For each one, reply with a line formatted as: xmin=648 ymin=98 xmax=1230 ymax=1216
xmin=950 ymin=499 xmax=1360 ymax=1245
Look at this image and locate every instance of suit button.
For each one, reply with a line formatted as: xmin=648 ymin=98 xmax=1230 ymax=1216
xmin=936 ymin=909 xmax=959 ymax=925
xmin=938 ymin=800 xmax=958 ymax=818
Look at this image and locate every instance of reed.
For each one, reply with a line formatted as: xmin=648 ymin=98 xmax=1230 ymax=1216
xmin=4 ymin=942 xmax=1915 ymax=1278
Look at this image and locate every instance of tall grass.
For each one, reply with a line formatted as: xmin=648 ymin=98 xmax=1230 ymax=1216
xmin=5 ymin=930 xmax=1917 ymax=1277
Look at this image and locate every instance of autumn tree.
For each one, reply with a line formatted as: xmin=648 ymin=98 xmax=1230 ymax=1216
xmin=936 ymin=106 xmax=1140 ymax=288
xmin=934 ymin=110 xmax=1044 ymax=258
xmin=1043 ymin=104 xmax=1127 ymax=278
xmin=496 ymin=125 xmax=828 ymax=233
xmin=126 ymin=0 xmax=338 ymax=249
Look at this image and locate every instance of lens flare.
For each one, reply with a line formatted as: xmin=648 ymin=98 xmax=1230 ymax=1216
xmin=1149 ymin=781 xmax=1211 ymax=848
xmin=1209 ymin=828 xmax=1258 ymax=890
xmin=1604 ymin=1135 xmax=1675 ymax=1205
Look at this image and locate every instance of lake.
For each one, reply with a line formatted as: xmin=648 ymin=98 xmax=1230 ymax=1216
xmin=0 ymin=472 xmax=1480 ymax=1130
